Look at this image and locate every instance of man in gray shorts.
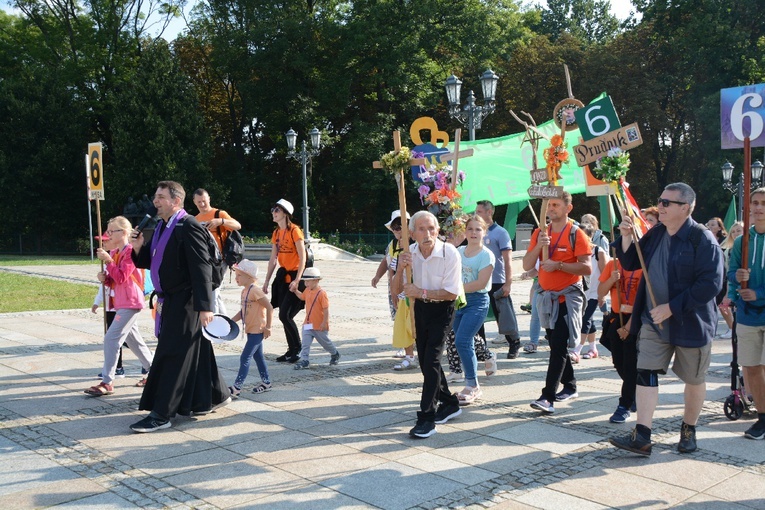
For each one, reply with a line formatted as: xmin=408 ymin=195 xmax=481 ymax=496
xmin=727 ymin=187 xmax=765 ymax=440
xmin=609 ymin=183 xmax=723 ymax=456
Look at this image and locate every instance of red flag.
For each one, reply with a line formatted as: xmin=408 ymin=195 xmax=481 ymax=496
xmin=621 ymin=181 xmax=649 ymax=236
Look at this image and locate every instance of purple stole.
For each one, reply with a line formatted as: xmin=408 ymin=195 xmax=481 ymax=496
xmin=150 ymin=209 xmax=187 ymax=337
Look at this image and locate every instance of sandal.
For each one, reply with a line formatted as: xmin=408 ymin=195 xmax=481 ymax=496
xmin=456 ymin=386 xmax=482 ymax=405
xmin=135 ymin=377 xmax=148 ymax=387
xmin=393 ymin=356 xmax=416 ymax=371
xmin=446 ymin=371 xmax=464 ymax=383
xmin=568 ymin=351 xmax=580 ymax=364
xmin=252 ymin=382 xmax=272 ymax=394
xmin=484 ymin=356 xmax=497 ymax=377
xmin=84 ymin=382 xmax=114 ymax=396
xmin=581 ymin=349 xmax=599 ymax=359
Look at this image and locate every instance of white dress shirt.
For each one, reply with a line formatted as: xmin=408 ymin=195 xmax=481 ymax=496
xmin=410 ymin=239 xmax=461 ymax=297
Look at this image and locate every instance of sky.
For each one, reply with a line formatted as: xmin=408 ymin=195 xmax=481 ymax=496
xmin=1 ymin=0 xmax=639 ymax=42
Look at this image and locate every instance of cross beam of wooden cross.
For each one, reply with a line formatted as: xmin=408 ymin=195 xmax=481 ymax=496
xmin=428 ymin=129 xmax=474 ymax=191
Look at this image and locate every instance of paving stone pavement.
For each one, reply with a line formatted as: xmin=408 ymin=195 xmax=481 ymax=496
xmin=1 ymin=259 xmax=764 ymax=509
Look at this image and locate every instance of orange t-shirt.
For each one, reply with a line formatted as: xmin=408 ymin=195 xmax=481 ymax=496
xmin=240 ymin=284 xmax=268 ymax=334
xmin=196 ymin=209 xmax=234 ymax=252
xmin=302 ymin=286 xmax=329 ymax=330
xmin=528 ymin=222 xmax=591 ymax=292
xmin=599 ymin=259 xmax=642 ymax=312
xmin=271 ymin=224 xmax=304 ymax=271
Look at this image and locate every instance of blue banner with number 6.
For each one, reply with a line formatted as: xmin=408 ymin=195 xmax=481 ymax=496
xmin=721 ymin=84 xmax=765 ymax=149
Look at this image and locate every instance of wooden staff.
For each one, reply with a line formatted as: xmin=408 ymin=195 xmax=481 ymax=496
xmin=613 ymin=184 xmax=662 ymax=329
xmin=741 ymin=137 xmax=752 ymax=289
xmin=95 ymin=200 xmax=107 ymax=334
xmin=606 ymin=191 xmax=624 ymax=328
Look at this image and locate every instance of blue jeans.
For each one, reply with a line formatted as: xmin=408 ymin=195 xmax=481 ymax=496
xmin=453 ymin=292 xmax=489 ymax=385
xmin=234 ymin=333 xmax=270 ymax=388
xmin=529 ymin=280 xmax=541 ymax=346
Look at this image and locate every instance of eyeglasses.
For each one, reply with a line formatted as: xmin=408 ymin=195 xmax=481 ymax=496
xmin=657 ymin=197 xmax=686 ymax=208
xmin=271 ymin=206 xmax=283 ymax=213
xmin=105 ymin=229 xmax=124 ymax=235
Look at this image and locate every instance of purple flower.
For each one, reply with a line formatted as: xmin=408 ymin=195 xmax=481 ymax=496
xmin=458 ymin=171 xmax=466 ymax=184
xmin=418 ymin=185 xmax=430 ymax=204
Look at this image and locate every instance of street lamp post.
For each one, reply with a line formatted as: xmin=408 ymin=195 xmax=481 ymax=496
xmin=444 ymin=69 xmax=499 ymax=141
xmin=286 ymin=127 xmax=321 ymax=239
xmin=722 ymin=159 xmax=764 ymax=221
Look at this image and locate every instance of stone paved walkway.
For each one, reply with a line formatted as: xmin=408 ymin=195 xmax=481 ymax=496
xmin=0 ymin=260 xmax=763 ymax=509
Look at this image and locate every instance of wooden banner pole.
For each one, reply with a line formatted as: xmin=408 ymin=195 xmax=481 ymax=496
xmin=741 ymin=137 xmax=752 ymax=289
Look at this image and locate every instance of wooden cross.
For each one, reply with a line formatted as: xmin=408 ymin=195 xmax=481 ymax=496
xmin=433 ymin=129 xmax=474 ymax=191
xmin=372 ymin=131 xmax=426 ymax=253
xmin=373 ymin=130 xmax=427 ymax=333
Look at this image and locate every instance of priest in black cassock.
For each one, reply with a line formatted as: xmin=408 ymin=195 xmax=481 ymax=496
xmin=129 ymin=180 xmax=230 ymax=433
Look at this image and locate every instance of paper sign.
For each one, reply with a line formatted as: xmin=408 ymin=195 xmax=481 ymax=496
xmin=528 ymin=185 xmax=564 ymax=198
xmin=572 ymin=123 xmax=643 ymax=167
xmin=88 ymin=142 xmax=104 ymax=201
xmin=721 ymin=84 xmax=765 ymax=149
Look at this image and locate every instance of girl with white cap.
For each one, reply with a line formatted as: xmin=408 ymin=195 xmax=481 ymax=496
xmin=262 ymin=199 xmax=306 ymax=363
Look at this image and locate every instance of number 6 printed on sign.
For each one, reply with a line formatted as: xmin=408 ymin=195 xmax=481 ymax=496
xmin=721 ymin=84 xmax=765 ymax=149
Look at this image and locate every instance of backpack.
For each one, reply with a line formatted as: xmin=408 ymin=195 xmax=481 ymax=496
xmin=533 ymin=223 xmax=589 ymax=289
xmin=207 ymin=231 xmax=226 ymax=290
xmin=291 ymin=226 xmax=314 ymax=268
xmin=215 ymin=209 xmax=244 ymax=268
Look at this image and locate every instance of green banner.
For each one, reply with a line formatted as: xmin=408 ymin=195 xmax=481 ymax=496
xmin=457 ymin=93 xmax=606 ymax=212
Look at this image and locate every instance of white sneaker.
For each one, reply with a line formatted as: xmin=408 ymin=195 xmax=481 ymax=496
xmin=719 ymin=330 xmax=732 ymax=339
xmin=491 ymin=335 xmax=508 ymax=345
xmin=446 ymin=372 xmax=464 ymax=383
xmin=393 ymin=348 xmax=407 ymax=358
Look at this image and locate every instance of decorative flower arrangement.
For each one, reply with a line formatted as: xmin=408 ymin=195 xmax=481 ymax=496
xmin=416 ymin=155 xmax=467 ymax=235
xmin=379 ymin=146 xmax=413 ymax=176
xmin=593 ymin=147 xmax=630 ymax=182
xmin=543 ymin=134 xmax=569 ymax=181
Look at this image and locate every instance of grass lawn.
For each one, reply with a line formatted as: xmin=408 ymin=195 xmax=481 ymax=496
xmin=0 ymin=272 xmax=94 ymax=312
xmin=0 ymin=255 xmax=97 ymax=266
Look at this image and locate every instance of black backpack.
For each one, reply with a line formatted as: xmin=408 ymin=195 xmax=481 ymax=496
xmin=215 ymin=209 xmax=244 ymax=268
xmin=207 ymin=231 xmax=225 ymax=290
xmin=291 ymin=226 xmax=314 ymax=268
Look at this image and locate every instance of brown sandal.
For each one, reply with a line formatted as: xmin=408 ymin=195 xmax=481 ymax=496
xmin=135 ymin=377 xmax=148 ymax=387
xmin=84 ymin=382 xmax=114 ymax=396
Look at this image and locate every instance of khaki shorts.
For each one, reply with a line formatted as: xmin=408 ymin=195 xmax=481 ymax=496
xmin=736 ymin=324 xmax=765 ymax=367
xmin=636 ymin=327 xmax=711 ymax=385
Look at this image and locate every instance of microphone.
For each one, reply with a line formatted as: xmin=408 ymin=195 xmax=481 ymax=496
xmin=135 ymin=214 xmax=152 ymax=233
xmin=132 ymin=206 xmax=157 ymax=238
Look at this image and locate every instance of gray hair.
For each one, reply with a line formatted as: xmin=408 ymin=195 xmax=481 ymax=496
xmin=664 ymin=182 xmax=696 ymax=214
xmin=409 ymin=210 xmax=439 ymax=232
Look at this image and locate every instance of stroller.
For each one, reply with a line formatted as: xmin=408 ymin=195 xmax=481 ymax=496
xmin=723 ymin=312 xmax=756 ymax=420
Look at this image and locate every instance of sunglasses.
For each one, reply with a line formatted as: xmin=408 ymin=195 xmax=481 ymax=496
xmin=271 ymin=206 xmax=283 ymax=213
xmin=391 ymin=225 xmax=402 ymax=231
xmin=657 ymin=197 xmax=686 ymax=208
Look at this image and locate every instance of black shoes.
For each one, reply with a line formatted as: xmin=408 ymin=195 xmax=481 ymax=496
xmin=507 ymin=339 xmax=520 ymax=359
xmin=745 ymin=419 xmax=765 ymax=440
xmin=130 ymin=415 xmax=171 ymax=433
xmin=434 ymin=403 xmax=462 ymax=424
xmin=610 ymin=427 xmax=653 ymax=456
xmin=277 ymin=352 xmax=300 ymax=363
xmin=678 ymin=422 xmax=697 ymax=453
xmin=409 ymin=419 xmax=436 ymax=438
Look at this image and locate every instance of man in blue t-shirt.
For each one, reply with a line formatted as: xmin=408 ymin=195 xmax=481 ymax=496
xmin=475 ymin=200 xmax=522 ymax=358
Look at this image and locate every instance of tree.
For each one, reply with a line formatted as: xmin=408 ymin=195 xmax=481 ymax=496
xmin=534 ymin=0 xmax=621 ymax=45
